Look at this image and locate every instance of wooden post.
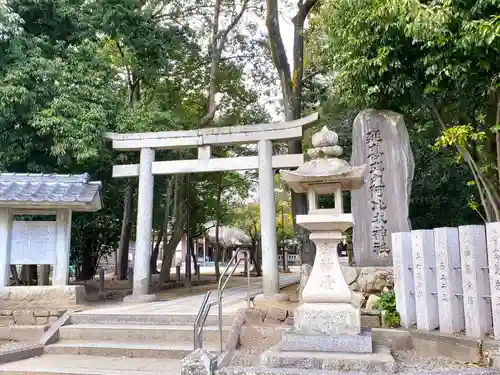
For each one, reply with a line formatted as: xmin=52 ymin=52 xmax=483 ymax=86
xmin=283 ymin=250 xmax=290 ymax=272
xmin=176 ymin=265 xmax=181 ymax=283
xmin=128 ymin=267 xmax=134 ymax=289
xmin=99 ymin=267 xmax=105 ymax=293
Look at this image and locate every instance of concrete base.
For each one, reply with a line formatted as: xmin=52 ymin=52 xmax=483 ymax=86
xmin=239 ymin=326 xmax=412 ymax=352
xmin=0 ymin=342 xmax=44 ymax=366
xmin=0 ymin=285 xmax=86 ymax=308
xmin=123 ymin=294 xmax=157 ymax=303
xmin=0 ymin=325 xmax=49 ymax=342
xmin=280 ymin=328 xmax=372 ymax=353
xmin=260 ymin=344 xmax=396 ymax=373
xmin=295 ymin=302 xmax=361 ymax=335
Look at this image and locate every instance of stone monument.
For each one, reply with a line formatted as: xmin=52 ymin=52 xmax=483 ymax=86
xmin=351 ymin=109 xmax=414 ymax=267
xmin=258 ymin=126 xmax=396 ymax=373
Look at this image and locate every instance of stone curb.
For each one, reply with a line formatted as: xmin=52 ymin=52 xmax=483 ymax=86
xmin=0 ymin=342 xmax=43 ymax=365
xmin=0 ymin=311 xmax=71 ymax=366
xmin=218 ymin=309 xmax=247 ymax=368
xmin=39 ymin=312 xmax=71 ymax=346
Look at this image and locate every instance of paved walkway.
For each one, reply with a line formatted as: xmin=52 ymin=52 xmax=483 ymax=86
xmin=0 ymin=354 xmax=180 ymax=374
xmin=75 ymin=274 xmax=299 ymax=316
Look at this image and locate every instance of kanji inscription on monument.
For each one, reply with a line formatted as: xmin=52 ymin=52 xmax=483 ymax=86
xmin=367 ymin=129 xmax=389 ymax=257
xmin=10 ymin=221 xmax=57 ymax=265
xmin=351 ymin=109 xmax=414 ymax=266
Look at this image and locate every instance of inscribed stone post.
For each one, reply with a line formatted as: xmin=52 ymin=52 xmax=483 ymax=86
xmin=411 ymin=230 xmax=438 ymax=331
xmin=433 ymin=227 xmax=465 ymax=334
xmin=391 ymin=232 xmax=416 ymax=328
xmin=485 ymin=223 xmax=500 ymax=339
xmin=459 ymin=225 xmax=492 ymax=337
xmin=351 ymin=109 xmax=414 ymax=266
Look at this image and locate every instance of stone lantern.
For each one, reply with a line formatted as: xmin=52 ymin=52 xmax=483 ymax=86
xmin=280 ymin=126 xmax=366 ymax=336
xmin=260 ymin=126 xmax=396 ymax=372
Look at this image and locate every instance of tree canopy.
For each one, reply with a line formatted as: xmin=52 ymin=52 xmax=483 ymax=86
xmin=1 ymin=0 xmax=495 ymax=284
xmin=309 ymin=0 xmax=499 ymax=225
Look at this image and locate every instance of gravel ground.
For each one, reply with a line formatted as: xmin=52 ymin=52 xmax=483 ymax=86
xmin=229 ymin=347 xmax=498 ymax=373
xmin=393 ymin=350 xmax=485 ymax=372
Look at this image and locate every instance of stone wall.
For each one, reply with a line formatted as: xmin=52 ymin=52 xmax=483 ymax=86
xmin=0 ymin=286 xmax=85 ymax=326
xmin=0 ymin=309 xmax=65 ymax=325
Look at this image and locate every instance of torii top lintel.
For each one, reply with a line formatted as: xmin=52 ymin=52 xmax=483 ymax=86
xmin=103 ymin=113 xmax=319 ymax=151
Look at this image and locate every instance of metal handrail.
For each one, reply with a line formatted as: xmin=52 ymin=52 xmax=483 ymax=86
xmin=193 ymin=291 xmax=212 ymax=348
xmin=193 ymin=248 xmax=251 ymax=352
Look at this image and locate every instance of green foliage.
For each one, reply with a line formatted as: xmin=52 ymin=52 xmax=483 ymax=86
xmin=434 ymin=126 xmax=488 ymax=152
xmin=299 ymin=66 xmax=480 ymax=228
xmin=374 ymin=292 xmax=401 ymax=328
xmin=374 ymin=291 xmax=396 ymax=311
xmin=0 ymin=0 xmax=271 ymax=279
xmin=310 ymin=0 xmax=500 ymax=223
xmin=229 ymin=203 xmax=261 ymax=246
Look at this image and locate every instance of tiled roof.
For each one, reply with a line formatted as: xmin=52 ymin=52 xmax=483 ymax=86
xmin=0 ymin=173 xmax=102 ymax=211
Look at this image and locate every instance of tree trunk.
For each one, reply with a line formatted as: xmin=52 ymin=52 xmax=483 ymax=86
xmin=431 ymin=104 xmax=500 ymax=222
xmin=215 ymin=223 xmax=221 ymax=280
xmin=289 ymin=137 xmax=315 ymax=265
xmin=159 ymin=176 xmax=185 ymax=284
xmin=150 ymin=231 xmax=163 ymax=274
xmin=80 ymin=251 xmax=97 ymax=281
xmin=190 ymin=239 xmax=198 ymax=275
xmin=496 ymin=94 xmax=500 ymax=184
xmin=250 ymin=242 xmax=262 ymax=276
xmin=154 ymin=177 xmax=173 ymax=276
xmin=10 ymin=265 xmax=20 ymax=286
xmin=266 ymin=0 xmax=319 ymax=265
xmin=214 ymin=174 xmax=223 ymax=280
xmin=159 ymin=227 xmax=183 ymax=285
xmin=200 ymin=0 xmax=250 ymax=126
xmin=117 ymin=182 xmax=134 ymax=280
xmin=20 ymin=265 xmax=37 ymax=285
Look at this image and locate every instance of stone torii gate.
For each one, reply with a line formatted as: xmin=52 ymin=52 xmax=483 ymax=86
xmin=104 ymin=113 xmax=318 ymax=302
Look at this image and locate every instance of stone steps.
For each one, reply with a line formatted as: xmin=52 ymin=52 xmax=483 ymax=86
xmin=0 ymin=354 xmax=180 ymax=374
xmin=44 ymin=340 xmax=219 ymax=359
xmin=70 ymin=312 xmax=234 ymax=326
xmin=59 ymin=323 xmax=231 ymax=342
xmin=33 ymin=309 xmax=230 ymax=367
